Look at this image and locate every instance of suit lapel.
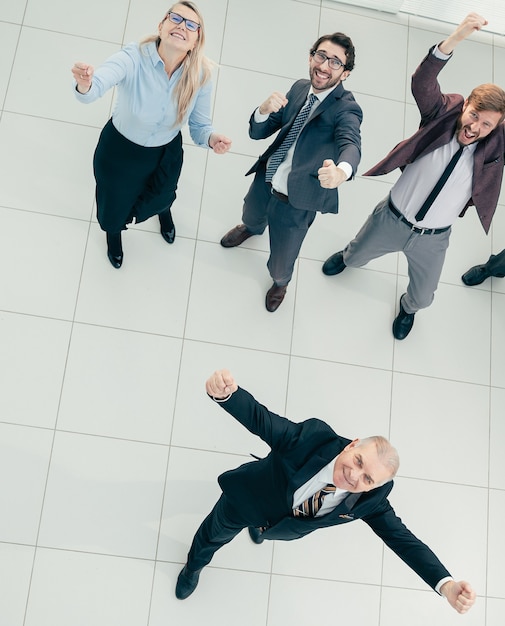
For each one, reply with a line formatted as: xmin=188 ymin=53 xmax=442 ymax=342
xmin=286 ymin=451 xmax=332 ymax=509
xmin=285 ymin=438 xmax=349 ymax=510
xmin=306 ymin=82 xmax=344 ymax=123
xmin=287 ymin=85 xmax=311 ymax=125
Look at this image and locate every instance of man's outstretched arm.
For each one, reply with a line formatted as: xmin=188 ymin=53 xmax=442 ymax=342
xmin=438 ymin=12 xmax=488 ymax=55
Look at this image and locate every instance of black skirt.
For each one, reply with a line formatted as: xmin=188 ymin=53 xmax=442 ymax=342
xmin=93 ymin=119 xmax=184 ymax=233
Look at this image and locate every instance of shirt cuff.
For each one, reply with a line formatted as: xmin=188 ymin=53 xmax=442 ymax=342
xmin=205 ymin=131 xmax=214 ymax=149
xmin=337 ymin=161 xmax=353 ymax=180
xmin=209 ymin=393 xmax=233 ymax=403
xmin=435 ymin=576 xmax=453 ymax=595
xmin=254 ymin=107 xmax=270 ymax=123
xmin=432 ymin=44 xmax=452 ymax=61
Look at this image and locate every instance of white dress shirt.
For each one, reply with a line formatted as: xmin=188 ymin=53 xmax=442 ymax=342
xmin=292 ymin=456 xmax=348 ymax=517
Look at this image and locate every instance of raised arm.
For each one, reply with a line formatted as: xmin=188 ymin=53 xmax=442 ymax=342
xmin=438 ymin=12 xmax=488 ymax=55
xmin=205 ymin=369 xmax=308 ymax=450
xmin=205 ymin=369 xmax=238 ymax=399
xmin=248 ymin=91 xmax=289 ymax=140
xmin=411 ymin=13 xmax=488 ymax=125
xmin=248 ymin=81 xmax=309 ymax=141
xmin=71 ymin=62 xmax=94 ymax=94
xmin=71 ymin=46 xmax=134 ymax=104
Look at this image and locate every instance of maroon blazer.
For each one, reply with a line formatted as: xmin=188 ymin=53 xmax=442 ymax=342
xmin=364 ymin=46 xmax=505 ymax=234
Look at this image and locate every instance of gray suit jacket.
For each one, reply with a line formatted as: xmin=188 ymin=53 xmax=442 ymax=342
xmin=245 ymin=78 xmax=362 ymax=214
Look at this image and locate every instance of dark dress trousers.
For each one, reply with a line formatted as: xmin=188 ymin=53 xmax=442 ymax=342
xmin=185 ymin=387 xmax=451 ymax=592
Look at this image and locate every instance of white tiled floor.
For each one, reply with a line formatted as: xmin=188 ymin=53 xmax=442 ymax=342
xmin=1 ymin=1 xmax=504 ymax=625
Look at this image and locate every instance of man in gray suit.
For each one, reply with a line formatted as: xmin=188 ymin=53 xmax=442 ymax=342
xmin=220 ymin=32 xmax=362 ymax=312
xmin=323 ymin=13 xmax=505 ymax=339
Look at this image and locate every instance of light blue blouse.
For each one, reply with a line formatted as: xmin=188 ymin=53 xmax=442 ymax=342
xmin=75 ymin=41 xmax=214 ymax=148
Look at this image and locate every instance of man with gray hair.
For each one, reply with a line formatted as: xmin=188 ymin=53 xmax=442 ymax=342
xmin=175 ymin=370 xmax=475 ymax=616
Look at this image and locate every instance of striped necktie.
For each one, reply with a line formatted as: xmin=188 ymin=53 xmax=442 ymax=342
xmin=265 ymin=93 xmax=318 ymax=183
xmin=293 ymin=483 xmax=336 ymax=517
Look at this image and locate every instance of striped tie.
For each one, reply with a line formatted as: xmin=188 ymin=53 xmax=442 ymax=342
xmin=293 ymin=483 xmax=336 ymax=517
xmin=265 ymin=93 xmax=318 ymax=183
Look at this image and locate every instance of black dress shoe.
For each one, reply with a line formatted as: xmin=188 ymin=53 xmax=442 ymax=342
xmin=461 ymin=264 xmax=492 ymax=286
xmin=160 ymin=227 xmax=176 ymax=244
xmin=322 ymin=251 xmax=346 ymax=276
xmin=220 ymin=224 xmax=255 ymax=248
xmin=392 ymin=295 xmax=415 ymax=340
xmin=107 ymin=251 xmax=123 ymax=269
xmin=248 ymin=527 xmax=264 ymax=544
xmin=265 ymin=283 xmax=287 ymax=312
xmin=175 ymin=565 xmax=202 ymax=600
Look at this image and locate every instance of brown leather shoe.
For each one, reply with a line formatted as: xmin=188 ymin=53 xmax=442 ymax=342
xmin=265 ymin=284 xmax=287 ymax=312
xmin=220 ymin=224 xmax=254 ymax=248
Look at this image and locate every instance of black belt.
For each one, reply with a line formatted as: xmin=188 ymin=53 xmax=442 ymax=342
xmin=271 ymin=188 xmax=289 ymax=203
xmin=388 ymin=199 xmax=450 ymax=235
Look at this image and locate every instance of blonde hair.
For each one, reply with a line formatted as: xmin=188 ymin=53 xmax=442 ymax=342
xmin=141 ymin=2 xmax=214 ymax=125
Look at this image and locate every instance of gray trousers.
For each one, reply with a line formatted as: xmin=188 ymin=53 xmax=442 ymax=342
xmin=242 ymin=170 xmax=316 ymax=286
xmin=343 ymin=197 xmax=451 ymax=314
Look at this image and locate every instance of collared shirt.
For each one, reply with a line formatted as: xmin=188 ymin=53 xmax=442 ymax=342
xmin=293 ymin=454 xmax=451 ymax=595
xmin=390 ymin=44 xmax=475 ymax=228
xmin=74 ymin=41 xmax=214 ymax=148
xmin=292 ymin=455 xmax=348 ymax=517
xmin=254 ymin=86 xmax=353 ymax=196
xmin=390 ymin=136 xmax=475 ymax=228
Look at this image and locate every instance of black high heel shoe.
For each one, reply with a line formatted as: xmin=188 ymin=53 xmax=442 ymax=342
xmin=160 ymin=226 xmax=176 ymax=244
xmin=159 ymin=209 xmax=176 ymax=244
xmin=107 ymin=250 xmax=123 ymax=268
xmin=106 ymin=232 xmax=123 ymax=269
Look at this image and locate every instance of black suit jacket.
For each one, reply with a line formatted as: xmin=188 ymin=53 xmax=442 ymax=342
xmin=245 ymin=79 xmax=362 ymax=214
xmin=216 ymin=387 xmax=451 ymax=591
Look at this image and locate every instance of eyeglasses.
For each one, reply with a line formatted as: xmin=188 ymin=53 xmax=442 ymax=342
xmin=167 ymin=11 xmax=200 ymax=32
xmin=310 ymin=50 xmax=346 ymax=71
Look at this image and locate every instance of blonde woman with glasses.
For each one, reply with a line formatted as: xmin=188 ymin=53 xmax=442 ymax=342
xmin=72 ymin=2 xmax=231 ymax=268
